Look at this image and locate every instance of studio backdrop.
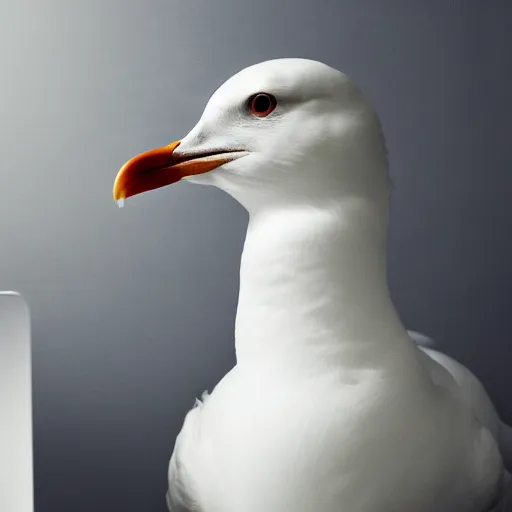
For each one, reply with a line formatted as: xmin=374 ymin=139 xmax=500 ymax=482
xmin=0 ymin=1 xmax=510 ymax=511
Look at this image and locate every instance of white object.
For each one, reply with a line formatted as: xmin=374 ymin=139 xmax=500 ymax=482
xmin=121 ymin=59 xmax=511 ymax=511
xmin=0 ymin=292 xmax=33 ymax=512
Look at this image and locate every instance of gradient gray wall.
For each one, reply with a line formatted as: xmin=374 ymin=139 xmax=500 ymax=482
xmin=1 ymin=1 xmax=510 ymax=510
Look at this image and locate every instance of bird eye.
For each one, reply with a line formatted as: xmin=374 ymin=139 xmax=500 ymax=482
xmin=248 ymin=93 xmax=277 ymax=117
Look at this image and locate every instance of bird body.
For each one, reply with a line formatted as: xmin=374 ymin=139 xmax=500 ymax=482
xmin=114 ymin=58 xmax=511 ymax=511
xmin=168 ymin=358 xmax=503 ymax=512
xmin=166 ymin=204 xmax=504 ymax=512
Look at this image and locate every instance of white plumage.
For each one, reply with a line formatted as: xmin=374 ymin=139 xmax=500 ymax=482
xmin=116 ymin=58 xmax=512 ymax=512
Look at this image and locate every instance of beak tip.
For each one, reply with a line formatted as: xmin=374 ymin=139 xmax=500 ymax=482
xmin=112 ymin=183 xmax=126 ymax=205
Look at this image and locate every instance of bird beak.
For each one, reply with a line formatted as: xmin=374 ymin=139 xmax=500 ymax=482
xmin=113 ymin=140 xmax=245 ymax=204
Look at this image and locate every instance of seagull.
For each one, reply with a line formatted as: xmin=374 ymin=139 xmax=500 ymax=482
xmin=113 ymin=58 xmax=511 ymax=512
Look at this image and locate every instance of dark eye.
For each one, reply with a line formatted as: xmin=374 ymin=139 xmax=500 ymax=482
xmin=248 ymin=93 xmax=277 ymax=117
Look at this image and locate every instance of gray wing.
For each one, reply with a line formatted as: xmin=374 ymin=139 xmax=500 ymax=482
xmin=408 ymin=331 xmax=512 ymax=509
xmin=416 ymin=341 xmax=512 ymax=472
xmin=407 ymin=329 xmax=436 ymax=348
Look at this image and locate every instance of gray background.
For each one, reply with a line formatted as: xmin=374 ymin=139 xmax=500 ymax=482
xmin=1 ymin=0 xmax=511 ymax=510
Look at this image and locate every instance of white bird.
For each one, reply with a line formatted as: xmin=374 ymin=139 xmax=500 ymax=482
xmin=113 ymin=58 xmax=511 ymax=512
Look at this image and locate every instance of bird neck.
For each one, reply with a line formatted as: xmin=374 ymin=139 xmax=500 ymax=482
xmin=234 ymin=197 xmax=412 ymax=374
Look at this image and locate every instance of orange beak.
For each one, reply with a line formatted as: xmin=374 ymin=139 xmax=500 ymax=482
xmin=113 ymin=140 xmax=245 ymax=204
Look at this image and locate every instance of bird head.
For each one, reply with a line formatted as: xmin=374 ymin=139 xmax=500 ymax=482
xmin=113 ymin=58 xmax=389 ymax=213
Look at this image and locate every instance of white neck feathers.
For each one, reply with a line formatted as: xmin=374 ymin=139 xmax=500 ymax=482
xmin=234 ymin=197 xmax=413 ymax=374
